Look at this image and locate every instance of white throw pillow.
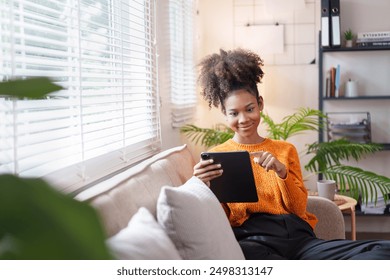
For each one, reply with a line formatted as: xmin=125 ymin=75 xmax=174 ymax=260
xmin=157 ymin=176 xmax=245 ymax=260
xmin=106 ymin=207 xmax=181 ymax=260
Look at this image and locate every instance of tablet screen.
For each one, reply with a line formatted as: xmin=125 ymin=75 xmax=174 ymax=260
xmin=201 ymin=151 xmax=258 ymax=203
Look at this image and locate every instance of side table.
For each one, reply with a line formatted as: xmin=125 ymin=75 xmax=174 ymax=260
xmin=308 ymin=192 xmax=357 ymax=240
xmin=335 ymin=194 xmax=357 ymax=241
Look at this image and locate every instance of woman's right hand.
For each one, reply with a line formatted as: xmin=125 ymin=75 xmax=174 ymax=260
xmin=193 ymin=158 xmax=223 ymax=186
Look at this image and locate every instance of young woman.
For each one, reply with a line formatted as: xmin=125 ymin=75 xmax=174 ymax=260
xmin=192 ymin=48 xmax=390 ymax=259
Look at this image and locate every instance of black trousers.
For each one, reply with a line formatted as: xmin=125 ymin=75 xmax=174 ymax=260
xmin=233 ymin=213 xmax=390 ymax=260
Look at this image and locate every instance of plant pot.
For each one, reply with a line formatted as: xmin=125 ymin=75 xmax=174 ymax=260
xmin=345 ymin=40 xmax=353 ymax=47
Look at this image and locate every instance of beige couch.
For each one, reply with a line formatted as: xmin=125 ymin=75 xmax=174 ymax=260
xmin=75 ymin=144 xmax=345 ymax=259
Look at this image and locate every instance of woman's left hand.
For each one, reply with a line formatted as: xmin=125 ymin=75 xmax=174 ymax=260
xmin=251 ymin=151 xmax=287 ymax=179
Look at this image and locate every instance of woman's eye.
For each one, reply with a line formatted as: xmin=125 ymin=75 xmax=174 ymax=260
xmin=248 ymin=107 xmax=254 ymax=112
xmin=229 ymin=112 xmax=237 ymax=116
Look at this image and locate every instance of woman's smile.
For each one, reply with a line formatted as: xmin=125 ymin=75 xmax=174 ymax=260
xmin=223 ymin=89 xmax=264 ymax=143
xmin=238 ymin=123 xmax=254 ymax=131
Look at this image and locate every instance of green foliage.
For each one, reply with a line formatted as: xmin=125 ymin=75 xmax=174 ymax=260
xmin=305 ymin=139 xmax=388 ymax=202
xmin=260 ymin=108 xmax=326 ymax=140
xmin=344 ymin=28 xmax=354 ymax=40
xmin=305 ymin=139 xmax=383 ymax=172
xmin=180 ymin=107 xmax=390 ymax=203
xmin=0 ymin=77 xmax=63 ymax=99
xmin=319 ymin=166 xmax=390 ymax=205
xmin=0 ymin=175 xmax=112 ymax=260
xmin=180 ymin=123 xmax=234 ymax=147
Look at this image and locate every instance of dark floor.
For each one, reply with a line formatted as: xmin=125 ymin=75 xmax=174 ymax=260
xmin=346 ymin=232 xmax=390 ymax=240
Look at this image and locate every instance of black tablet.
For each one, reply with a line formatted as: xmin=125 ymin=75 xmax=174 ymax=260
xmin=201 ymin=151 xmax=259 ymax=203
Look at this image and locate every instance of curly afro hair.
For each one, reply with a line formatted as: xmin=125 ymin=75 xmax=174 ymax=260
xmin=197 ymin=48 xmax=264 ymax=112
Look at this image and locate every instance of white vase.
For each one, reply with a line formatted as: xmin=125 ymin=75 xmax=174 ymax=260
xmin=345 ymin=80 xmax=358 ymax=97
xmin=345 ymin=40 xmax=353 ymax=47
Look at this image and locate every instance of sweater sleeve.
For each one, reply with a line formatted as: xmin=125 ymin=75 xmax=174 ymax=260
xmin=275 ymin=144 xmax=309 ymax=218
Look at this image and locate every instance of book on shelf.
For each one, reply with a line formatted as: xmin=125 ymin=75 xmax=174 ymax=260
xmin=357 ymin=41 xmax=390 ymax=47
xmin=357 ymin=30 xmax=390 ymax=39
xmin=335 ymin=64 xmax=340 ymax=97
xmin=330 ymin=67 xmax=336 ymax=97
xmin=356 ymin=37 xmax=390 ymax=43
xmin=327 ymin=65 xmax=340 ymax=98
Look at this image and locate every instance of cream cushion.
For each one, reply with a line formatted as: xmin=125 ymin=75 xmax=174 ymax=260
xmin=106 ymin=207 xmax=181 ymax=260
xmin=157 ymin=176 xmax=245 ymax=260
xmin=75 ymin=145 xmax=195 ymax=237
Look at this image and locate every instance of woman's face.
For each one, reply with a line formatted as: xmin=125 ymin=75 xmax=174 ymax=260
xmin=223 ymin=89 xmax=263 ymax=143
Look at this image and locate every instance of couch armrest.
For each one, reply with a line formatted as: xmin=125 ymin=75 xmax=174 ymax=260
xmin=307 ymin=196 xmax=345 ymax=240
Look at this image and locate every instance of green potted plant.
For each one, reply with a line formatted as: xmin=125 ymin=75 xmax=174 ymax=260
xmin=344 ymin=28 xmax=354 ymax=47
xmin=180 ymin=107 xmax=390 ymax=204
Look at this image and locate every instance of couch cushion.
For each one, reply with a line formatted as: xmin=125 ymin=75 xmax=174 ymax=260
xmin=106 ymin=207 xmax=181 ymax=260
xmin=157 ymin=176 xmax=245 ymax=260
xmin=75 ymin=145 xmax=195 ymax=237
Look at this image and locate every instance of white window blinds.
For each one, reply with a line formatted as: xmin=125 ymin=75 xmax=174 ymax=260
xmin=0 ymin=0 xmax=160 ymax=193
xmin=168 ymin=0 xmax=196 ymax=127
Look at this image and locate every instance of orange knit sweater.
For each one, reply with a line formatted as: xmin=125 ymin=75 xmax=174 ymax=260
xmin=209 ymin=138 xmax=318 ymax=229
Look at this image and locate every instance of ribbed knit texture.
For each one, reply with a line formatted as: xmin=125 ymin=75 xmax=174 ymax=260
xmin=209 ymin=138 xmax=318 ymax=229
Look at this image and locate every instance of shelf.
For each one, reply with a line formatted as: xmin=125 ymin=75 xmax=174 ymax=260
xmin=318 ymin=32 xmax=390 ymax=147
xmin=323 ymin=96 xmax=390 ymax=100
xmin=321 ymin=46 xmax=390 ymax=52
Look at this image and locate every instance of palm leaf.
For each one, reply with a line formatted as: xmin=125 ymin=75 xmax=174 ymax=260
xmin=180 ymin=124 xmax=233 ymax=148
xmin=261 ymin=108 xmax=326 ymax=140
xmin=322 ymin=165 xmax=390 ymax=204
xmin=260 ymin=112 xmax=282 ymax=139
xmin=305 ymin=139 xmax=383 ymax=173
xmin=280 ymin=108 xmax=326 ymax=140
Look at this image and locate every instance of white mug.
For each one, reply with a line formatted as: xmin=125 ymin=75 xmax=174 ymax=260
xmin=317 ymin=179 xmax=336 ymax=200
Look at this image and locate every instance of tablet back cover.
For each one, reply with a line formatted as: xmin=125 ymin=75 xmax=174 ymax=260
xmin=202 ymin=151 xmax=258 ymax=203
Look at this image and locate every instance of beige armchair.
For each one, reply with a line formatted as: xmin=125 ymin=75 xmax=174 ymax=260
xmin=307 ymin=196 xmax=345 ymax=240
